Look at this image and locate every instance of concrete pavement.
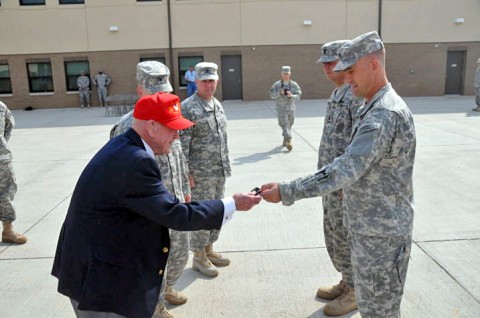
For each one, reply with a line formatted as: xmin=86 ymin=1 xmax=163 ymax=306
xmin=1 ymin=95 xmax=479 ymax=317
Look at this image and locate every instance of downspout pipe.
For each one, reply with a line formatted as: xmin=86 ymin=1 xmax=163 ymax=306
xmin=378 ymin=0 xmax=382 ymax=37
xmin=167 ymin=0 xmax=175 ymax=92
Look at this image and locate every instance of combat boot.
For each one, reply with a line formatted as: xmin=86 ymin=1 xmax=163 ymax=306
xmin=153 ymin=302 xmax=175 ymax=318
xmin=316 ymin=280 xmax=346 ymax=300
xmin=192 ymin=249 xmax=218 ymax=277
xmin=323 ymin=285 xmax=358 ymax=317
xmin=282 ymin=137 xmax=288 ymax=147
xmin=285 ymin=138 xmax=293 ymax=151
xmin=2 ymin=221 xmax=28 ymax=245
xmin=205 ymin=244 xmax=230 ymax=267
xmin=164 ymin=285 xmax=188 ymax=305
xmin=473 ymin=106 xmax=480 ymax=111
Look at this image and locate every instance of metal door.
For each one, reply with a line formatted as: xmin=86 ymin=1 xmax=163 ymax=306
xmin=221 ymin=55 xmax=242 ymax=100
xmin=445 ymin=51 xmax=465 ymax=94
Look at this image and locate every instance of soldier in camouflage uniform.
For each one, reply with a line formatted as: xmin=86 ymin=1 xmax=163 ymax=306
xmin=77 ymin=70 xmax=91 ymax=108
xmin=93 ymin=69 xmax=111 ymax=107
xmin=260 ymin=31 xmax=416 ymax=318
xmin=180 ymin=62 xmax=231 ymax=278
xmin=269 ymin=66 xmax=302 ymax=151
xmin=0 ymin=100 xmax=28 ymax=245
xmin=315 ymin=39 xmax=364 ymax=317
xmin=110 ymin=61 xmax=189 ymax=318
xmin=473 ymin=58 xmax=480 ymax=111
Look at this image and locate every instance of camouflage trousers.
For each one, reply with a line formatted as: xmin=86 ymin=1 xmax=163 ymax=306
xmin=166 ymin=229 xmax=189 ymax=286
xmin=276 ymin=107 xmax=295 ymax=138
xmin=158 ymin=230 xmax=190 ymax=302
xmin=79 ymin=90 xmax=90 ymax=106
xmin=0 ymin=161 xmax=17 ymax=222
xmin=475 ymin=87 xmax=480 ymax=106
xmin=189 ymin=176 xmax=226 ymax=252
xmin=322 ymin=191 xmax=353 ymax=286
xmin=97 ymin=87 xmax=108 ymax=106
xmin=350 ymin=232 xmax=412 ymax=318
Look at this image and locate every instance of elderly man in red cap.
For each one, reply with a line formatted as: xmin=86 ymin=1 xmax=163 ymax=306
xmin=51 ymin=92 xmax=261 ymax=318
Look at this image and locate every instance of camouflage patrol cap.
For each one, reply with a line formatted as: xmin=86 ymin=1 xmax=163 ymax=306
xmin=334 ymin=31 xmax=384 ymax=72
xmin=195 ymin=62 xmax=219 ymax=81
xmin=136 ymin=61 xmax=173 ymax=94
xmin=317 ymin=40 xmax=350 ymax=63
xmin=281 ymin=66 xmax=291 ymax=74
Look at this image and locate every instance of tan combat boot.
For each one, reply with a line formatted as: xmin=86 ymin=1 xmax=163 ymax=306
xmin=323 ymin=285 xmax=358 ymax=317
xmin=473 ymin=106 xmax=480 ymax=111
xmin=164 ymin=285 xmax=188 ymax=305
xmin=285 ymin=138 xmax=293 ymax=151
xmin=316 ymin=281 xmax=346 ymax=300
xmin=2 ymin=221 xmax=28 ymax=244
xmin=205 ymin=244 xmax=230 ymax=267
xmin=282 ymin=137 xmax=288 ymax=147
xmin=153 ymin=302 xmax=175 ymax=318
xmin=192 ymin=248 xmax=218 ymax=277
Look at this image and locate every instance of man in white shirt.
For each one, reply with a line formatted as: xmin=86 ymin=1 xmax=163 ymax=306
xmin=184 ymin=65 xmax=197 ymax=98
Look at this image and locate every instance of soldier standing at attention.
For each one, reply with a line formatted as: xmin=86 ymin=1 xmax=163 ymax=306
xmin=315 ymin=39 xmax=364 ymax=316
xmin=473 ymin=58 xmax=480 ymax=111
xmin=269 ymin=66 xmax=302 ymax=151
xmin=180 ymin=62 xmax=232 ymax=278
xmin=77 ymin=70 xmax=91 ymax=108
xmin=110 ymin=61 xmax=190 ymax=318
xmin=260 ymin=31 xmax=416 ymax=318
xmin=0 ymin=100 xmax=28 ymax=245
xmin=93 ymin=69 xmax=111 ymax=107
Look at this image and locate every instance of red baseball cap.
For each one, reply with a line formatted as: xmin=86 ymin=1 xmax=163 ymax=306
xmin=133 ymin=92 xmax=194 ymax=130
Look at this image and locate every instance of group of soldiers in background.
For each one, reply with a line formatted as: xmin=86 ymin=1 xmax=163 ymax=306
xmin=76 ymin=69 xmax=112 ymax=108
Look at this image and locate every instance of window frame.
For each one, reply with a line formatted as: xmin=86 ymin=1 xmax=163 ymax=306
xmin=178 ymin=56 xmax=203 ymax=87
xmin=59 ymin=0 xmax=85 ymax=4
xmin=26 ymin=62 xmax=54 ymax=93
xmin=19 ymin=0 xmax=46 ymax=5
xmin=139 ymin=57 xmax=166 ymax=64
xmin=0 ymin=63 xmax=12 ymax=95
xmin=64 ymin=60 xmax=90 ymax=92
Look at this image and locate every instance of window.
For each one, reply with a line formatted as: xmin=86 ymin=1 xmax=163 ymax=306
xmin=140 ymin=57 xmax=166 ymax=64
xmin=65 ymin=61 xmax=90 ymax=92
xmin=0 ymin=64 xmax=12 ymax=94
xmin=178 ymin=56 xmax=202 ymax=87
xmin=27 ymin=62 xmax=54 ymax=93
xmin=20 ymin=0 xmax=45 ymax=5
xmin=59 ymin=0 xmax=84 ymax=4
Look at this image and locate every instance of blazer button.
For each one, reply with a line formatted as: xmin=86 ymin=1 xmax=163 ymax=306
xmin=158 ymin=269 xmax=164 ymax=275
xmin=162 ymin=247 xmax=169 ymax=253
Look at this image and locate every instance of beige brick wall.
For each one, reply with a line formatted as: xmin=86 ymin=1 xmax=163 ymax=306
xmin=1 ymin=41 xmax=480 ymax=110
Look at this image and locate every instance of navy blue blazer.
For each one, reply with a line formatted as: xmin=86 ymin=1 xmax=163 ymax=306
xmin=52 ymin=128 xmax=224 ymax=318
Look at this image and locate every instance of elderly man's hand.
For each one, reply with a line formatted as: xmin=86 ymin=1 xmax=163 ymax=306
xmin=232 ymin=192 xmax=262 ymax=211
xmin=259 ymin=182 xmax=281 ymax=203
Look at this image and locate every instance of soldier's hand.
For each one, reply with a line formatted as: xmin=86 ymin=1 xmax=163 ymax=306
xmin=259 ymin=182 xmax=281 ymax=203
xmin=232 ymin=192 xmax=262 ymax=211
xmin=286 ymin=91 xmax=292 ymax=98
xmin=188 ymin=175 xmax=195 ymax=189
xmin=184 ymin=194 xmax=192 ymax=203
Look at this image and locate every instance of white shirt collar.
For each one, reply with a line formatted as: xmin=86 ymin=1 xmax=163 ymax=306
xmin=141 ymin=138 xmax=155 ymax=159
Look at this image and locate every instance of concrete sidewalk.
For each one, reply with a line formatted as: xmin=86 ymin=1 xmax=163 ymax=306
xmin=1 ymin=95 xmax=479 ymax=317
